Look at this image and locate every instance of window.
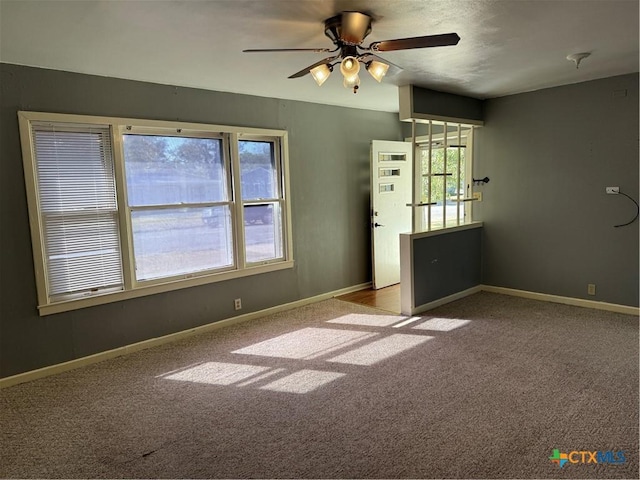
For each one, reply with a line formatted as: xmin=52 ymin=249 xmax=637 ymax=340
xmin=30 ymin=123 xmax=123 ymax=300
xmin=19 ymin=112 xmax=293 ymax=314
xmin=239 ymin=139 xmax=284 ymax=264
xmin=122 ymin=134 xmax=233 ymax=281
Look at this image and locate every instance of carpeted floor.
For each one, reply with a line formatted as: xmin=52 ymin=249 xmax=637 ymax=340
xmin=1 ymin=292 xmax=638 ymax=479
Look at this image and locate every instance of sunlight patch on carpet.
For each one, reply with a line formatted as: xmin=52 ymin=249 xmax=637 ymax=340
xmin=232 ymin=327 xmax=377 ymax=360
xmin=161 ymin=362 xmax=342 ymax=394
xmin=235 ymin=368 xmax=287 ymax=387
xmin=327 ymin=334 xmax=433 ymax=366
xmin=162 ymin=362 xmax=271 ymax=385
xmin=392 ymin=317 xmax=422 ymax=328
xmin=260 ymin=369 xmax=346 ymax=394
xmin=327 ymin=313 xmax=407 ymax=327
xmin=413 ymin=318 xmax=471 ymax=331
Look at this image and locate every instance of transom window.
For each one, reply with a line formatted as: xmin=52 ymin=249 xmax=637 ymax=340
xmin=19 ymin=112 xmax=293 ymax=315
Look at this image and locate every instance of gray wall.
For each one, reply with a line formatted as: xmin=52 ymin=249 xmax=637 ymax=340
xmin=474 ymin=73 xmax=639 ymax=307
xmin=3 ymin=64 xmax=637 ymax=379
xmin=410 ymin=85 xmax=484 ymax=122
xmin=0 ymin=64 xmax=403 ymax=378
xmin=412 ymin=227 xmax=482 ymax=307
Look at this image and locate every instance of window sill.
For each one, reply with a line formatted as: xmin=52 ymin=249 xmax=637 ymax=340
xmin=38 ymin=260 xmax=295 ymax=316
xmin=404 ymin=221 xmax=483 ymax=240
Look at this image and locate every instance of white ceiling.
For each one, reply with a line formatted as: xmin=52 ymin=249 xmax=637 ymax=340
xmin=1 ymin=0 xmax=638 ymax=112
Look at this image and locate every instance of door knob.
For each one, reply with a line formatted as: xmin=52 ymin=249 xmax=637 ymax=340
xmin=373 ymin=222 xmax=385 ymax=228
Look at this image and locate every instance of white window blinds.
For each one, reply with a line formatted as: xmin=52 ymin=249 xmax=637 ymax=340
xmin=32 ymin=124 xmax=123 ymax=298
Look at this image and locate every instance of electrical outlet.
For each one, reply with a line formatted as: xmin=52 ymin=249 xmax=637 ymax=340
xmin=587 ymin=284 xmax=596 ymax=296
xmin=605 ymin=187 xmax=619 ymax=194
xmin=473 ymin=192 xmax=483 ymax=202
xmin=234 ymin=298 xmax=242 ymax=310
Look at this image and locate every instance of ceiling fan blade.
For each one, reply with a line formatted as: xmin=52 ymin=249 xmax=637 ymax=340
xmin=370 ymin=33 xmax=460 ymax=52
xmin=288 ymin=55 xmax=339 ymax=79
xmin=243 ymin=48 xmax=333 ymax=53
xmin=340 ymin=11 xmax=372 ymax=44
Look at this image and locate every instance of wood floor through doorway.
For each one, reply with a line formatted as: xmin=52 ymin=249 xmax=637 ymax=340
xmin=336 ymin=284 xmax=401 ymax=313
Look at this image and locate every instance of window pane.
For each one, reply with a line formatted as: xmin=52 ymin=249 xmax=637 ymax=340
xmin=35 ymin=129 xmax=117 ymax=212
xmin=131 ymin=207 xmax=233 ymax=281
xmin=45 ymin=212 xmax=123 ymax=296
xmin=244 ymin=203 xmax=283 ymax=263
xmin=239 ymin=140 xmax=277 ymax=200
xmin=33 ymin=125 xmax=123 ymax=298
xmin=123 ymin=135 xmax=226 ymax=206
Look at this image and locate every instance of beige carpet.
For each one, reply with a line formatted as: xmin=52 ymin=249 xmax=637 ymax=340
xmin=1 ymin=292 xmax=638 ymax=478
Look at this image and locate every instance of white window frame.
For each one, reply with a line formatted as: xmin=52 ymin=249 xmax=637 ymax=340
xmin=19 ymin=111 xmax=294 ymax=315
xmin=118 ymin=125 xmax=237 ymax=286
xmin=406 ymin=120 xmax=477 ymax=232
xmin=236 ymin=134 xmax=287 ymax=267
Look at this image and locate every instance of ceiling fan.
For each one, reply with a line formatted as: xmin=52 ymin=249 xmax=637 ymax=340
xmin=243 ymin=11 xmax=460 ymax=93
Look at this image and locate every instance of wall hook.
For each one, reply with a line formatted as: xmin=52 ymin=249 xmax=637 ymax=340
xmin=473 ymin=176 xmax=490 ymax=186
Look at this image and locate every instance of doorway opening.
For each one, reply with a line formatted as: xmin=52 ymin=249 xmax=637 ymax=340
xmin=336 ymin=284 xmax=401 ymax=313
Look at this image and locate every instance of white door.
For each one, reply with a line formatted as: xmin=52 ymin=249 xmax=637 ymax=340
xmin=371 ymin=140 xmax=413 ymax=289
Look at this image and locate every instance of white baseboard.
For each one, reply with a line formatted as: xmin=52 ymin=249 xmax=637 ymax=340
xmin=481 ymin=285 xmax=640 ymax=316
xmin=332 ymin=282 xmax=372 ymax=297
xmin=408 ymin=286 xmax=482 ymax=315
xmin=405 ymin=283 xmax=639 ymax=317
xmin=0 ymin=282 xmax=371 ymax=389
xmin=3 ymin=281 xmax=634 ymax=388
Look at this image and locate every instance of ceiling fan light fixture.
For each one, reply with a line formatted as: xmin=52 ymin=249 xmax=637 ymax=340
xmin=310 ymin=63 xmax=332 ymax=86
xmin=244 ymin=11 xmax=461 ymax=96
xmin=366 ymin=60 xmax=389 ymax=82
xmin=340 ymin=56 xmax=360 ymax=78
xmin=343 ymin=73 xmax=360 ymax=93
